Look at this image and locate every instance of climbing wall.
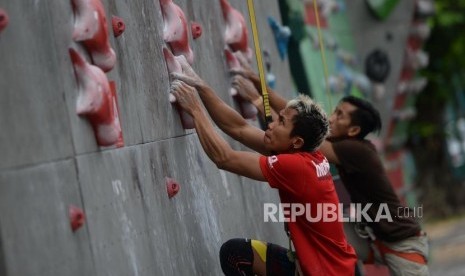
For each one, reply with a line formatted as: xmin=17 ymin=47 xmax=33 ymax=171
xmin=345 ymin=0 xmax=418 ymax=139
xmin=0 ymin=0 xmax=294 ymax=275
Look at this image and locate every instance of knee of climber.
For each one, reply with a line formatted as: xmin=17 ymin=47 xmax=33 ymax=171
xmin=219 ymin=238 xmax=254 ymax=275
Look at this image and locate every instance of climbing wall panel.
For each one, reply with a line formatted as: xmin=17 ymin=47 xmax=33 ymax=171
xmin=0 ymin=1 xmax=75 ymax=170
xmin=253 ymin=0 xmax=294 ymax=96
xmin=0 ymin=0 xmax=292 ymax=274
xmin=346 ymin=0 xmax=416 ymax=138
xmin=0 ymin=161 xmax=95 ymax=275
xmin=76 ymin=134 xmax=284 ymax=275
xmin=104 ymin=0 xmax=185 ymax=146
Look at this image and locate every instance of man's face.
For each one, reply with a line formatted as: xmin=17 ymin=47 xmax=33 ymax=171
xmin=264 ymin=108 xmax=298 ymax=153
xmin=328 ymin=102 xmax=357 ymax=138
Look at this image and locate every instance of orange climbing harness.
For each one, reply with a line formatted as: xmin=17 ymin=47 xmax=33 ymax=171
xmin=365 ymin=237 xmax=428 ymax=265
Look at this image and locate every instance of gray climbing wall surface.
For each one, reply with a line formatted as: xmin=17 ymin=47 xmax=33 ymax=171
xmin=345 ymin=0 xmax=416 ymax=139
xmin=0 ymin=0 xmax=294 ymax=275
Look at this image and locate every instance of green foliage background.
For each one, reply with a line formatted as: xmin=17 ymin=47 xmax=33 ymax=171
xmin=409 ymin=1 xmax=465 ymax=218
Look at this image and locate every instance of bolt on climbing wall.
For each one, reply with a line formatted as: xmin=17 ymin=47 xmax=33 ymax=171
xmin=0 ymin=0 xmax=294 ymax=275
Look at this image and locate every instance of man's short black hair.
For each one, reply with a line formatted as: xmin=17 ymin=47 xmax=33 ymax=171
xmin=340 ymin=96 xmax=382 ymax=139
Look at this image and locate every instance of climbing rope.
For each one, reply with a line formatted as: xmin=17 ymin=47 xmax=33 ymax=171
xmin=246 ymin=0 xmax=273 ymax=125
xmin=312 ymin=0 xmax=333 ymax=111
xmin=246 ymin=0 xmax=333 ymax=114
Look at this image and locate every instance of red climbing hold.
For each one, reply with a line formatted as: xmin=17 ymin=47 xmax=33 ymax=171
xmin=191 ymin=22 xmax=202 ymax=39
xmin=69 ymin=205 xmax=85 ymax=232
xmin=69 ymin=48 xmax=123 ymax=147
xmin=219 ymin=0 xmax=252 ymax=59
xmin=0 ymin=8 xmax=9 ymax=33
xmin=109 ymin=81 xmax=124 ymax=148
xmin=159 ymin=0 xmax=194 ymax=64
xmin=166 ymin=177 xmax=180 ymax=199
xmin=224 ymin=49 xmax=257 ymax=119
xmin=111 ymin=15 xmax=125 ymax=38
xmin=163 ymin=47 xmax=195 ymax=129
xmin=71 ymin=0 xmax=116 ymax=72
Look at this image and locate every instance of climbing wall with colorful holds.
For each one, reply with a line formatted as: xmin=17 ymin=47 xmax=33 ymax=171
xmin=0 ymin=0 xmax=294 ymax=275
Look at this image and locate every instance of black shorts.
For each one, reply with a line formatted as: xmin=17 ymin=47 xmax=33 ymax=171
xmin=265 ymin=242 xmax=296 ymax=276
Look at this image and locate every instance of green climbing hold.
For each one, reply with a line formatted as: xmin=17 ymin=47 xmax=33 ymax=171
xmin=365 ymin=0 xmax=400 ymax=20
